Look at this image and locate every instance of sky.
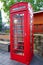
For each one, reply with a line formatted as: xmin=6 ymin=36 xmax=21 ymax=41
xmin=0 ymin=2 xmax=8 ymax=23
xmin=1 ymin=10 xmax=8 ymax=23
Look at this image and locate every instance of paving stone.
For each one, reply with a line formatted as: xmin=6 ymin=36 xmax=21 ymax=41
xmin=0 ymin=50 xmax=43 ymax=65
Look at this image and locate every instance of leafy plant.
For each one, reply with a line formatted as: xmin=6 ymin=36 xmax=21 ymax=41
xmin=0 ymin=0 xmax=43 ymax=22
xmin=0 ymin=0 xmax=43 ymax=13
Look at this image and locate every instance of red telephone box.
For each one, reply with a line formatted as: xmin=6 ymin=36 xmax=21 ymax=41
xmin=10 ymin=2 xmax=33 ymax=65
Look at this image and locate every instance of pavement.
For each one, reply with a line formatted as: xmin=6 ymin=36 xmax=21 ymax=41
xmin=0 ymin=50 xmax=43 ymax=65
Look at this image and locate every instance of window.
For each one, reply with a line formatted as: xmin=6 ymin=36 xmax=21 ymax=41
xmin=13 ymin=13 xmax=24 ymax=56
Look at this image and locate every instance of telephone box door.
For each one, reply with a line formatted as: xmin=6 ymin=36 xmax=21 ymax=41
xmin=10 ymin=11 xmax=27 ymax=63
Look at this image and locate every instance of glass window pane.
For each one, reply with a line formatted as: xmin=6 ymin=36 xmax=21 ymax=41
xmin=13 ymin=13 xmax=24 ymax=56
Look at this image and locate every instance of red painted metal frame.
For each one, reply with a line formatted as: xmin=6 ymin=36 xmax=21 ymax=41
xmin=10 ymin=2 xmax=33 ymax=65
